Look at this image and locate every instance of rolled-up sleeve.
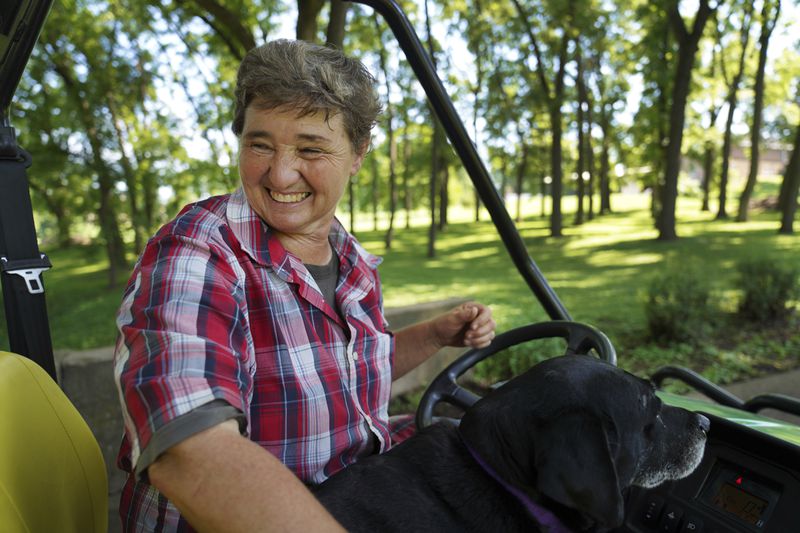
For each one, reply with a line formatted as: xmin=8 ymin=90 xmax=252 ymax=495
xmin=114 ymin=229 xmax=253 ymax=475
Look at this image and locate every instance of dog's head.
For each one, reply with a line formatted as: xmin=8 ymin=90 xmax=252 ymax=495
xmin=459 ymin=355 xmax=708 ymax=530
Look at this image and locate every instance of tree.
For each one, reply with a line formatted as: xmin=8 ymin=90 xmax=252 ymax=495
xmin=574 ymin=37 xmax=589 ymax=225
xmin=423 ymin=0 xmax=448 ymax=257
xmin=326 ymin=0 xmax=349 ymax=48
xmin=736 ymin=0 xmax=781 ymax=222
xmin=370 ymin=16 xmax=399 ymax=249
xmin=297 ymin=0 xmax=326 ymax=42
xmin=173 ymin=0 xmax=257 ymax=58
xmin=511 ymin=0 xmax=572 ymax=237
xmin=715 ymin=0 xmax=754 ymax=220
xmin=697 ymin=41 xmax=724 ymax=212
xmin=778 ymin=119 xmax=800 ymax=234
xmin=38 ymin=5 xmax=135 ymax=285
xmin=657 ymin=0 xmax=719 ymax=240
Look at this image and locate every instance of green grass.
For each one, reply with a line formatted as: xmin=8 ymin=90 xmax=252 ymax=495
xmin=1 ymin=192 xmax=798 ymax=391
xmin=358 ymin=193 xmax=800 ymax=387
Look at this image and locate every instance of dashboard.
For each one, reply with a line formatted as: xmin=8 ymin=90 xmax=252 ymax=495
xmin=620 ymin=413 xmax=800 ymax=533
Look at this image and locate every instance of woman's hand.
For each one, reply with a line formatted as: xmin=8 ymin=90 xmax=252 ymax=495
xmin=431 ymin=302 xmax=496 ymax=350
xmin=392 ymin=301 xmax=495 ymax=380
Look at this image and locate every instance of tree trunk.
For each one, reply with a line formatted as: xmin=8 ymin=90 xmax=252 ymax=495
xmin=701 ymin=142 xmax=714 ymax=211
xmin=326 ymin=0 xmax=348 ymax=48
xmin=574 ymin=44 xmax=587 ymax=226
xmin=348 ymin=178 xmax=356 ymax=235
xmin=716 ymin=103 xmax=736 ymax=220
xmin=499 ymin=157 xmax=509 ymax=206
xmin=472 ymin=30 xmax=484 ymax=223
xmin=428 ymin=125 xmax=438 ymax=258
xmin=375 ymin=16 xmax=397 ymax=249
xmin=28 ymin=181 xmax=72 ymax=248
xmin=438 ymin=148 xmax=449 ymax=231
xmin=402 ymin=130 xmax=412 ymax=229
xmin=658 ymin=0 xmax=715 ymax=240
xmin=371 ymin=155 xmax=379 ymax=231
xmin=297 ymin=0 xmax=325 ymax=42
xmin=598 ymin=100 xmax=612 ymax=214
xmin=511 ymin=0 xmax=569 ymax=237
xmin=549 ymin=36 xmax=569 ymax=238
xmin=107 ymin=95 xmax=145 ymax=254
xmin=177 ymin=0 xmax=257 ymax=58
xmin=515 ymin=134 xmax=529 ymax=223
xmin=425 ymin=0 xmax=437 ymax=257
xmin=585 ymin=91 xmax=596 ymax=221
xmin=716 ymin=2 xmax=753 ymax=220
xmin=550 ymin=103 xmax=565 ymax=238
xmin=778 ymin=122 xmax=800 ymax=234
xmin=737 ymin=0 xmax=780 ymax=222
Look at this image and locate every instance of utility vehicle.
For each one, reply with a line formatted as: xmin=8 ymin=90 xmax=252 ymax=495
xmin=1 ymin=0 xmax=799 ymax=532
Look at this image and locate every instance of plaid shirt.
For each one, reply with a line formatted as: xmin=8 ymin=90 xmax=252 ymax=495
xmin=114 ymin=188 xmax=394 ymax=531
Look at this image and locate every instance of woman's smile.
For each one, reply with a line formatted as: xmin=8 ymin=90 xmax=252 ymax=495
xmin=268 ymin=190 xmax=311 ymax=203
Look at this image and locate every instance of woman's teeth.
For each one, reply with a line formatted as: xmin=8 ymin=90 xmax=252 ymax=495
xmin=269 ymin=191 xmax=310 ymax=203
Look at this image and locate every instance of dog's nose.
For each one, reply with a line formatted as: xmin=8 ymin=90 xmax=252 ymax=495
xmin=695 ymin=414 xmax=711 ymax=433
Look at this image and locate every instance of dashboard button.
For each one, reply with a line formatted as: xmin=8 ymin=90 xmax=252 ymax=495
xmin=680 ymin=515 xmax=703 ymax=533
xmin=658 ymin=504 xmax=684 ymax=532
xmin=640 ymin=495 xmax=665 ymax=527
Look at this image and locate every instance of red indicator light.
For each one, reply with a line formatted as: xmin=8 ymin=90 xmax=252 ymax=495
xmin=736 ymin=476 xmax=743 ymax=485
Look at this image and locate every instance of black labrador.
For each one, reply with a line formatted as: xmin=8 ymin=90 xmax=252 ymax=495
xmin=313 ymin=355 xmax=709 ymax=532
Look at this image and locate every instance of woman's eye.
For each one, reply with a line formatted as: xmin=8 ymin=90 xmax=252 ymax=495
xmin=300 ymin=147 xmax=323 ymax=157
xmin=250 ymin=143 xmax=273 ymax=154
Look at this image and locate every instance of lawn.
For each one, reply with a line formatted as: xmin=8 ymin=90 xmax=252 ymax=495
xmin=1 ymin=192 xmax=798 ymax=390
xmin=361 ymin=194 xmax=800 ymax=387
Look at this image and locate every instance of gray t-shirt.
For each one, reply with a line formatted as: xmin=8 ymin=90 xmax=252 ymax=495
xmin=305 ymin=250 xmax=340 ymax=311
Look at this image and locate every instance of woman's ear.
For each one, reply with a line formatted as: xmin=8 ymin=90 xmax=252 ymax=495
xmin=350 ymin=141 xmax=370 ymax=175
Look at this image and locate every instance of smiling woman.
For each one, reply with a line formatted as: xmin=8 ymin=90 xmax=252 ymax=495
xmin=111 ymin=38 xmax=495 ymax=532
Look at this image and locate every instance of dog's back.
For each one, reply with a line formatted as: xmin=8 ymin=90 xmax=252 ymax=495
xmin=314 ymin=423 xmax=537 ymax=532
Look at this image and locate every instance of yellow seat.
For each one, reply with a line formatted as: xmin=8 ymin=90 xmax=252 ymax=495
xmin=0 ymin=351 xmax=108 ymax=533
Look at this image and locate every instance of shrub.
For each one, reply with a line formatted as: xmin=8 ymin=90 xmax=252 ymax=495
xmin=736 ymin=258 xmax=799 ymax=322
xmin=644 ymin=267 xmax=714 ymax=344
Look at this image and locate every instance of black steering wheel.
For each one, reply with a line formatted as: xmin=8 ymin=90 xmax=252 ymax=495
xmin=415 ymin=320 xmax=617 ymax=429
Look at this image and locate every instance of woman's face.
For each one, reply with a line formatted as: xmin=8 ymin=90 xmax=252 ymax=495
xmin=238 ymin=105 xmax=364 ymax=243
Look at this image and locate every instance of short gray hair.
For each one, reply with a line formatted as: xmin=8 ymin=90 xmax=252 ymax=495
xmin=232 ymin=39 xmax=381 ymax=154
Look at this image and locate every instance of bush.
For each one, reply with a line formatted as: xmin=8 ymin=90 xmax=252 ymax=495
xmin=736 ymin=258 xmax=799 ymax=322
xmin=644 ymin=267 xmax=714 ymax=344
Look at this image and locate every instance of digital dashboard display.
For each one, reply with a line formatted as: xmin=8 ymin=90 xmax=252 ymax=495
xmin=711 ymin=482 xmax=769 ymax=526
xmin=700 ymin=461 xmax=780 ymax=530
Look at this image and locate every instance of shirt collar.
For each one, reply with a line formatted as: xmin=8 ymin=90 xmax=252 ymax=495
xmin=225 ymin=187 xmax=382 ymax=281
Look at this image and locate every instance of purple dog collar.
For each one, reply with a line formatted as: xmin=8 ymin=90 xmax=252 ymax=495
xmin=459 ymin=433 xmax=572 ymax=533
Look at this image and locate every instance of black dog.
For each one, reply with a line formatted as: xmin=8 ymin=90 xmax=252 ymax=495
xmin=314 ymin=355 xmax=709 ymax=532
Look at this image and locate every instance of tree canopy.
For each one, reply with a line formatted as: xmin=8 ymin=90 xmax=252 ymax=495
xmin=9 ymin=0 xmax=800 ymax=282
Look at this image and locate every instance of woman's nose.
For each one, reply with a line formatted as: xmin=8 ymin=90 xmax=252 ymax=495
xmin=268 ymin=150 xmax=300 ymax=187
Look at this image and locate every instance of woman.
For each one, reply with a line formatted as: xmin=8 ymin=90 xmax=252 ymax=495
xmin=114 ymin=39 xmax=495 ymax=532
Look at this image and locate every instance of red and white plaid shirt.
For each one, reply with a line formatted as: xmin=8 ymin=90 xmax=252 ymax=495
xmin=114 ymin=188 xmax=394 ymax=531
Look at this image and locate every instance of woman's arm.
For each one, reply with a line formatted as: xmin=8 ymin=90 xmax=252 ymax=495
xmin=391 ymin=301 xmax=495 ymax=380
xmin=148 ymin=420 xmax=346 ymax=533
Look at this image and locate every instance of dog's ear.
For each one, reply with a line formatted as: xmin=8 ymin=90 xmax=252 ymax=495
xmin=533 ymin=411 xmax=625 ymax=528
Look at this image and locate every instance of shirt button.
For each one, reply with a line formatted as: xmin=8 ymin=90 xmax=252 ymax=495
xmin=352 ymin=351 xmax=359 ymax=360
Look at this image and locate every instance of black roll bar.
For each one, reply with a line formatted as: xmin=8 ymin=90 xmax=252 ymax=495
xmin=349 ymin=0 xmax=572 ymax=321
xmin=1 ymin=0 xmax=54 ymax=121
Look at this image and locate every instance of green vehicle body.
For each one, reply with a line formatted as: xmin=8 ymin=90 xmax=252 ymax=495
xmin=660 ymin=391 xmax=800 ymax=448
